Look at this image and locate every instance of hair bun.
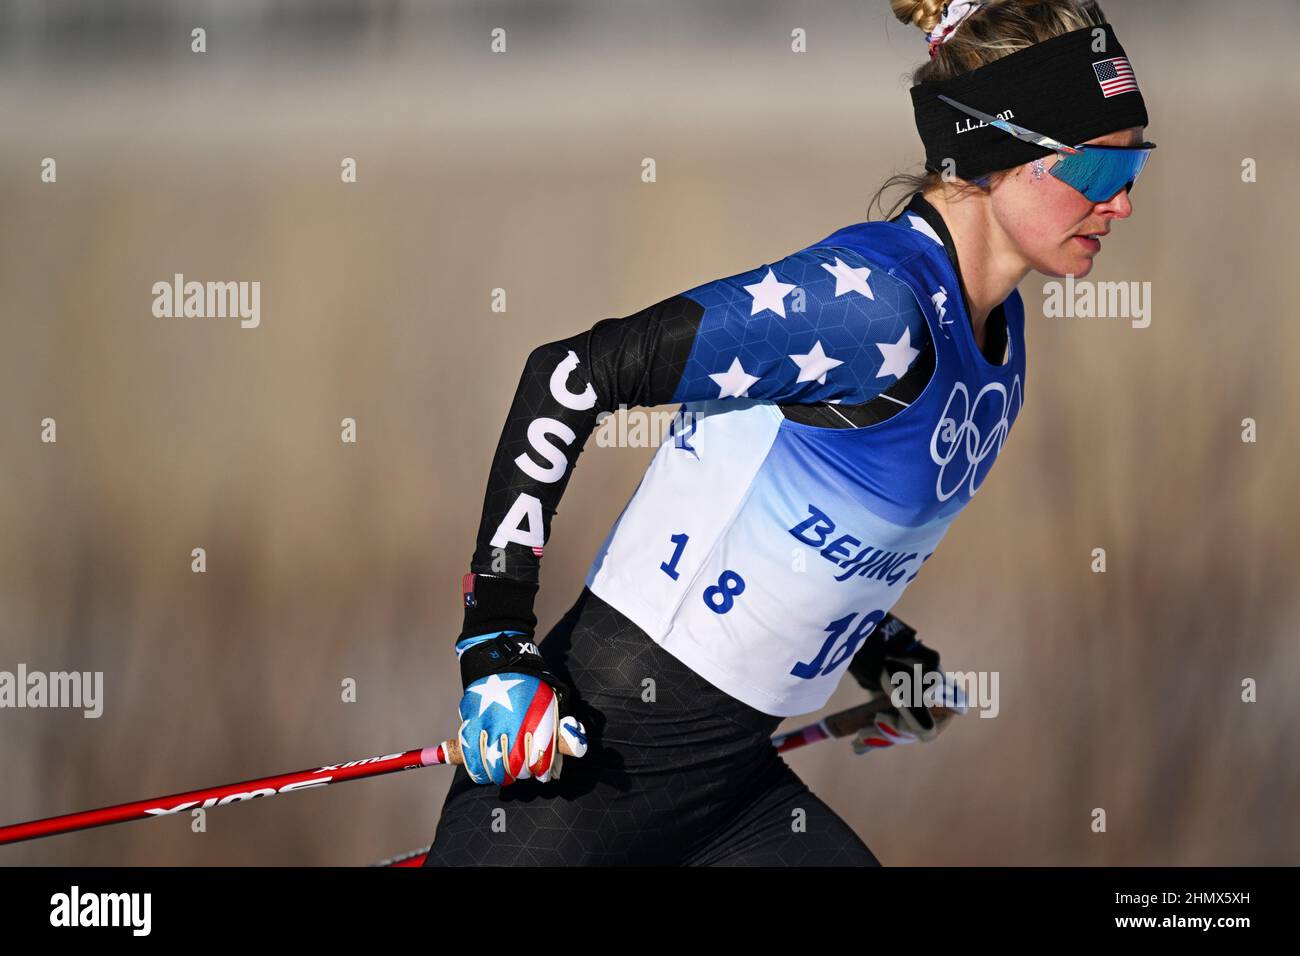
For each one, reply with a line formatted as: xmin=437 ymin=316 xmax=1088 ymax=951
xmin=890 ymin=0 xmax=950 ymax=35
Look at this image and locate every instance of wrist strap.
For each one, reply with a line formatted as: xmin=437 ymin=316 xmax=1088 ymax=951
xmin=457 ymin=632 xmax=572 ymax=713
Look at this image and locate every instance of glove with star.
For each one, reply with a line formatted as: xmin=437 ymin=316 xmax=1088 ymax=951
xmin=846 ymin=615 xmax=966 ymax=754
xmin=455 ymin=631 xmax=588 ymax=785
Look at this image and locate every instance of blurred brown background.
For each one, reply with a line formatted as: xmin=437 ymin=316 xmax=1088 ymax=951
xmin=1 ymin=0 xmax=1297 ymax=865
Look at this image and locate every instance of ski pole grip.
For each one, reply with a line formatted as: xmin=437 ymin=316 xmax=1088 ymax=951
xmin=442 ymin=735 xmax=577 ymax=767
xmin=823 ymin=697 xmax=957 ymax=738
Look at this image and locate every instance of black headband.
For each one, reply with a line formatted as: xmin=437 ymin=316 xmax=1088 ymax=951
xmin=911 ymin=23 xmax=1149 ymax=180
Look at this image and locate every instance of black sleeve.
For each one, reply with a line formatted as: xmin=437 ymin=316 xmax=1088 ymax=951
xmin=458 ymin=296 xmax=701 ymax=642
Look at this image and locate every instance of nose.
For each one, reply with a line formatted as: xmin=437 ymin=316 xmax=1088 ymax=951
xmin=1097 ymin=187 xmax=1134 ymax=218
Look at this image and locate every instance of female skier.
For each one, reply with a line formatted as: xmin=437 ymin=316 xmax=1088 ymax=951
xmin=426 ymin=0 xmax=1154 ymax=866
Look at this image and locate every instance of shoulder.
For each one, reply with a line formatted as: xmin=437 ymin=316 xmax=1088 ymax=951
xmin=676 ymin=222 xmax=931 ymax=325
xmin=666 ymin=226 xmax=934 ymax=406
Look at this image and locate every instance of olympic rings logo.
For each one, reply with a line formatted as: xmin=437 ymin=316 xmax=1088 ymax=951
xmin=929 ymin=375 xmax=1022 ymax=502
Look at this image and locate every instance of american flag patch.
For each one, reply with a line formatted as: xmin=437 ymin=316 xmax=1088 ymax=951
xmin=1092 ymin=57 xmax=1139 ymax=97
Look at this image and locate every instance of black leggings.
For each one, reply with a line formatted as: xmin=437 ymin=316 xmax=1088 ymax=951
xmin=423 ymin=588 xmax=879 ymax=866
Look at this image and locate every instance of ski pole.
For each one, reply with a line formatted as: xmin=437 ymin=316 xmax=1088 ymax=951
xmin=376 ymin=695 xmax=954 ymax=866
xmin=0 ymin=735 xmax=577 ymax=847
xmin=771 ymin=694 xmax=955 ymax=751
xmin=374 ymin=845 xmax=432 ymax=867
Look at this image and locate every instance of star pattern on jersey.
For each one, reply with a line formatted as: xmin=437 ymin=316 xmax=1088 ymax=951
xmin=709 ymin=357 xmax=762 ymax=398
xmin=674 ymin=244 xmax=928 ymax=406
xmin=876 ymin=327 xmax=921 ymax=379
xmin=821 ymin=257 xmax=875 ymax=299
xmin=466 ymin=673 xmax=524 ymax=716
xmin=789 ymin=340 xmax=844 ymax=385
xmin=743 ymin=268 xmax=797 ymax=318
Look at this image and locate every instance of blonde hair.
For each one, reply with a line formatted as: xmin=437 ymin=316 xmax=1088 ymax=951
xmin=869 ymin=0 xmax=1108 ymax=219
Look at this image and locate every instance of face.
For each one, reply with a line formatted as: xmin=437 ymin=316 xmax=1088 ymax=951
xmin=987 ymin=127 xmax=1146 ymax=279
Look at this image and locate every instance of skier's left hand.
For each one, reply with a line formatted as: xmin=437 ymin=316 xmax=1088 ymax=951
xmin=846 ymin=616 xmax=966 ymax=753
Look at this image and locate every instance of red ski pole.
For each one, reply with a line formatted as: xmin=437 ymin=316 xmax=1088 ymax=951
xmin=0 ymin=736 xmax=576 ymax=847
xmin=374 ymin=845 xmax=432 ymax=867
xmin=769 ymin=695 xmax=945 ymax=752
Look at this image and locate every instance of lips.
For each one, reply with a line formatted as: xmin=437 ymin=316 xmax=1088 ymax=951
xmin=1072 ymin=227 xmax=1108 ymax=253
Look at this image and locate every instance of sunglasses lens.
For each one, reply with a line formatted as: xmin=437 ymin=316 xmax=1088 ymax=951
xmin=1051 ymin=147 xmax=1153 ymax=202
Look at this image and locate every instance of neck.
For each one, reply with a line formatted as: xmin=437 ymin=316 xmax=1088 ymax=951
xmin=920 ymin=183 xmax=1030 ymax=333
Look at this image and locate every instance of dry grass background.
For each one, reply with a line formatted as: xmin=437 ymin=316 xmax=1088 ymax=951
xmin=1 ymin=0 xmax=1297 ymax=865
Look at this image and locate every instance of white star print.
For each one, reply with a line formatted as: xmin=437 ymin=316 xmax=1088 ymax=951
xmin=876 ymin=327 xmax=921 ymax=380
xmin=789 ymin=341 xmax=844 ymax=385
xmin=709 ymin=357 xmax=762 ymax=398
xmin=482 ymin=738 xmax=502 ymax=768
xmin=743 ymin=268 xmax=797 ymax=318
xmin=467 ymin=674 xmax=524 ymax=716
xmin=821 ymin=257 xmax=874 ymax=299
xmin=907 ymin=214 xmax=943 ymax=246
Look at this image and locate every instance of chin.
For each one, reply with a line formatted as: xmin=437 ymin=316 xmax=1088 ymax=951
xmin=1068 ymin=257 xmax=1096 ymax=278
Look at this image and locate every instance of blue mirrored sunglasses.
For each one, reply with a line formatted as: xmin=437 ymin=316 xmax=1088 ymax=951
xmin=937 ymin=94 xmax=1156 ymax=203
